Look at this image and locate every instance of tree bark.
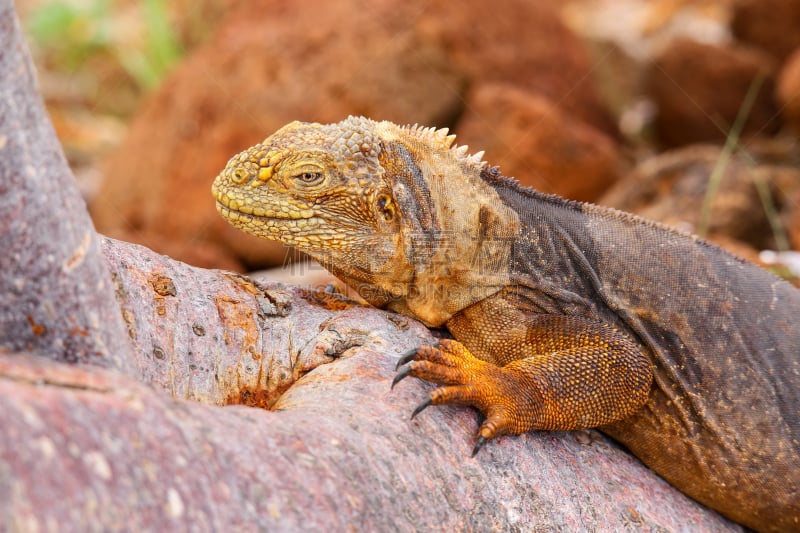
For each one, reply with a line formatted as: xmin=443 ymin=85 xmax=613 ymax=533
xmin=0 ymin=2 xmax=743 ymax=530
xmin=100 ymin=235 xmax=431 ymax=409
xmin=0 ymin=1 xmax=132 ymax=371
xmin=0 ymin=350 xmax=741 ymax=532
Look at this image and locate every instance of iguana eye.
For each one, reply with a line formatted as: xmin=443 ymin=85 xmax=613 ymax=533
xmin=294 ymin=171 xmax=323 ymax=185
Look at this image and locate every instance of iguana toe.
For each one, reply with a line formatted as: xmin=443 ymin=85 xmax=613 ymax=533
xmin=471 ymin=436 xmax=487 ymax=457
xmin=410 ymin=397 xmax=432 ymax=419
xmin=395 ymin=348 xmax=419 ymax=370
xmin=393 ymin=339 xmax=535 ymax=451
xmin=390 ymin=365 xmax=413 ymax=389
xmin=395 ymin=342 xmax=440 ymax=370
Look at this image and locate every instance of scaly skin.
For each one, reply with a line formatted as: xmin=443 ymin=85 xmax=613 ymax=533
xmin=212 ymin=117 xmax=800 ymax=532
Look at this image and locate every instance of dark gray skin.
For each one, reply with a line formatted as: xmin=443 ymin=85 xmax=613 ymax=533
xmin=213 ymin=118 xmax=800 ymax=532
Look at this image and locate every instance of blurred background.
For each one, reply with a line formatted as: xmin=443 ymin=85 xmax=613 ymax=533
xmin=17 ymin=0 xmax=800 ymax=283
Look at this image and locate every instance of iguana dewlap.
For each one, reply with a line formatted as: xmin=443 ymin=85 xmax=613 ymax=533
xmin=211 ymin=117 xmax=800 ymax=532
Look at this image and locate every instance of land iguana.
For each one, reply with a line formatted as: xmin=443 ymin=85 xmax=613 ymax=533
xmin=211 ymin=116 xmax=800 ymax=532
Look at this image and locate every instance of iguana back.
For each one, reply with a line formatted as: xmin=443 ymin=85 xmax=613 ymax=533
xmin=486 ymin=168 xmax=800 ymax=530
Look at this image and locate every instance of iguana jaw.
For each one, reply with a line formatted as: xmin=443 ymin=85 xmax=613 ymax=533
xmin=213 ymin=197 xmax=329 ymax=247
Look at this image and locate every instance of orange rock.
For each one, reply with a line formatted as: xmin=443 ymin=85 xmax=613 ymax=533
xmin=455 ymin=84 xmax=621 ymax=202
xmin=731 ymin=0 xmax=800 ymax=62
xmin=648 ymin=39 xmax=780 ymax=147
xmin=418 ymin=0 xmax=618 ymax=137
xmin=92 ymin=1 xmax=465 ymax=270
xmin=777 ymin=47 xmax=800 ymax=137
xmin=599 ymin=144 xmax=800 ymax=252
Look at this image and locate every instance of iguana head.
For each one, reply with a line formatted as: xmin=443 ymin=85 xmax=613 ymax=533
xmin=213 ymin=117 xmax=397 ymax=254
xmin=212 ymin=116 xmax=519 ymax=326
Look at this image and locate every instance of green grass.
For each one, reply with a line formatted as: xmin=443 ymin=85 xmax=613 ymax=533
xmin=26 ymin=0 xmax=183 ymax=90
xmin=697 ymin=73 xmax=764 ymax=239
xmin=697 ymin=72 xmax=790 ymax=253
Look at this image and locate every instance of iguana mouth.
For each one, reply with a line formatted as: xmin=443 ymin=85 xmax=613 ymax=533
xmin=215 ymin=200 xmax=315 ymax=221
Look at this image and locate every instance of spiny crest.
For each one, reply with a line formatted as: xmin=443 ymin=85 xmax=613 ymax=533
xmin=399 ymin=122 xmax=486 ymax=168
xmin=403 ymin=123 xmax=457 ymax=150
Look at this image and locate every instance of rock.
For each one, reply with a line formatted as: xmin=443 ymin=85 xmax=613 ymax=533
xmin=455 ymin=84 xmax=621 ymax=201
xmin=759 ymin=249 xmax=800 ymax=287
xmin=777 ymin=47 xmax=800 ymax=137
xmin=92 ymin=0 xmax=615 ymax=270
xmin=731 ymin=0 xmax=800 ymax=62
xmin=648 ymin=39 xmax=780 ymax=147
xmin=419 ymin=0 xmax=617 ymax=137
xmin=598 ymin=144 xmax=800 ymax=253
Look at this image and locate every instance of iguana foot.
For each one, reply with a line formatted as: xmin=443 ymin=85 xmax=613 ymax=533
xmin=393 ymin=339 xmax=541 ymax=455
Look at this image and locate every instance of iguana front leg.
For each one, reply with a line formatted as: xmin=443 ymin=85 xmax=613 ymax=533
xmin=393 ymin=291 xmax=653 ymax=454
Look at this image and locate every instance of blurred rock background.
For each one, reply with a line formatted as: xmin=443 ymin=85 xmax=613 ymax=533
xmin=19 ymin=0 xmax=800 ymax=282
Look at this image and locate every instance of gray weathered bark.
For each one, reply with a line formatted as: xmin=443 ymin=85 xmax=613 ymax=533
xmin=0 ymin=350 xmax=741 ymax=532
xmin=0 ymin=1 xmax=132 ymax=371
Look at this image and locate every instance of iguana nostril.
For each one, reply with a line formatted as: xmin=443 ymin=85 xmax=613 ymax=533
xmin=232 ymin=168 xmax=250 ymax=184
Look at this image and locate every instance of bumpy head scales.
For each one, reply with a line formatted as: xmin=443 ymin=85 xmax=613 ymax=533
xmin=211 ymin=116 xmax=485 ymax=250
xmin=211 ymin=117 xmax=390 ymax=248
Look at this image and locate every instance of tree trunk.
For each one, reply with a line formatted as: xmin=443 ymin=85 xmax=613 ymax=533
xmin=0 ymin=1 xmax=132 ymax=371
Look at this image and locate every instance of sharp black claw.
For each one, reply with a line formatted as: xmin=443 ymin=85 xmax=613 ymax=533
xmin=395 ymin=341 xmax=441 ymax=370
xmin=391 ymin=364 xmax=413 ymax=389
xmin=410 ymin=397 xmax=432 ymax=419
xmin=396 ymin=347 xmax=420 ymax=370
xmin=472 ymin=436 xmax=487 ymax=457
